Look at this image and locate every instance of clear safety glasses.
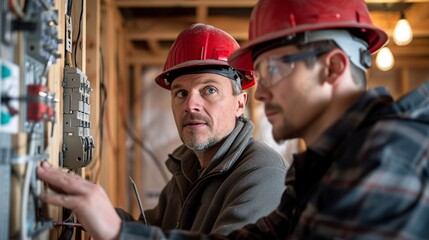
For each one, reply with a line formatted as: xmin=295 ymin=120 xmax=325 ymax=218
xmin=254 ymin=49 xmax=330 ymax=89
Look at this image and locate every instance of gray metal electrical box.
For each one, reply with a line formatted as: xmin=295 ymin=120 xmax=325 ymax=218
xmin=62 ymin=66 xmax=94 ymax=169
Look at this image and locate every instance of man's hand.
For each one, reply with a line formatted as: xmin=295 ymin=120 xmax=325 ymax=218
xmin=36 ymin=161 xmax=121 ymax=240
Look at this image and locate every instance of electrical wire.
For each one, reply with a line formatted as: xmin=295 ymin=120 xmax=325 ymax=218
xmin=54 ymin=221 xmax=83 ymax=229
xmin=86 ymin=49 xmax=107 ymax=182
xmin=20 ymin=161 xmax=33 ymax=240
xmin=124 ymin=122 xmax=169 ymax=183
xmin=9 ymin=0 xmax=26 ymax=18
xmin=128 ymin=176 xmax=148 ymax=225
xmin=65 ymin=0 xmax=73 ymax=66
xmin=74 ymin=0 xmax=84 ymax=68
xmin=84 ymin=47 xmax=106 ymax=180
xmin=94 ymin=47 xmax=106 ymax=183
xmin=66 ymin=0 xmax=73 ymax=16
xmin=26 ymin=122 xmax=36 ymax=153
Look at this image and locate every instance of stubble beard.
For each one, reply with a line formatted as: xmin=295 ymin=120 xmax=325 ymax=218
xmin=180 ymin=113 xmax=220 ymax=152
xmin=272 ymin=116 xmax=294 ymax=144
xmin=182 ymin=129 xmax=220 ymax=152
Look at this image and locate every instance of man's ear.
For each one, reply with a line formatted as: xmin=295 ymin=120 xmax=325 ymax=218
xmin=236 ymin=92 xmax=247 ymax=117
xmin=324 ymin=49 xmax=348 ymax=85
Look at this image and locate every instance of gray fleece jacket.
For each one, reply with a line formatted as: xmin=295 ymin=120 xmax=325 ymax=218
xmin=139 ymin=118 xmax=286 ymax=235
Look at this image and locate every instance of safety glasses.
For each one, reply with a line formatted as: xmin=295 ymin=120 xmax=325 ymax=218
xmin=254 ymin=49 xmax=330 ymax=89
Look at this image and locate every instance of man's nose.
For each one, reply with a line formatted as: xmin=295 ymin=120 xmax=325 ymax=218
xmin=254 ymin=83 xmax=271 ymax=103
xmin=185 ymin=92 xmax=202 ymax=113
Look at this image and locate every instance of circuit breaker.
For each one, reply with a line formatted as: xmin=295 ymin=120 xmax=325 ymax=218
xmin=62 ymin=66 xmax=95 ymax=169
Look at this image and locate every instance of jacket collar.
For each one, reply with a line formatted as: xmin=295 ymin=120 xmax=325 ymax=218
xmin=167 ymin=118 xmax=254 ymax=183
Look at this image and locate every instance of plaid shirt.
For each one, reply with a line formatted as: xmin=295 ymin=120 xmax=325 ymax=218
xmin=120 ymin=80 xmax=429 ymax=240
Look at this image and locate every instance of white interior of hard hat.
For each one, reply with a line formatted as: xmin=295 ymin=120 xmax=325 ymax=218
xmin=303 ymin=30 xmax=370 ymax=71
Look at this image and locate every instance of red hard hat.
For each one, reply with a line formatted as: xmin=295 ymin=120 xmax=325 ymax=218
xmin=155 ymin=23 xmax=254 ymax=90
xmin=229 ymin=0 xmax=389 ymax=71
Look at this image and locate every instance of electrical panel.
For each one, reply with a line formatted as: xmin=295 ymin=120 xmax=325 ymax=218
xmin=0 ymin=0 xmax=94 ymax=239
xmin=0 ymin=0 xmax=60 ymax=238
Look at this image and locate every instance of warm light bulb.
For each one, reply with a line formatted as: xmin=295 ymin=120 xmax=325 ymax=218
xmin=393 ymin=18 xmax=413 ymax=46
xmin=376 ymin=47 xmax=395 ymax=71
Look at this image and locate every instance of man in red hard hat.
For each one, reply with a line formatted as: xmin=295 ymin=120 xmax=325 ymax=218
xmin=114 ymin=23 xmax=286 ymax=235
xmin=37 ymin=0 xmax=429 ymax=239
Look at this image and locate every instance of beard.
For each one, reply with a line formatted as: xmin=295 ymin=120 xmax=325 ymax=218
xmin=272 ymin=116 xmax=297 ymax=143
xmin=265 ymin=103 xmax=295 ymax=143
xmin=180 ymin=113 xmax=221 ymax=152
xmin=182 ymin=132 xmax=220 ymax=152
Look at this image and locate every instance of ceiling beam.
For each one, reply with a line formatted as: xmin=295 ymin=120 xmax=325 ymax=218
xmin=126 ymin=13 xmax=429 ymax=42
xmin=389 ymin=46 xmax=429 ymax=56
xmin=147 ymin=38 xmax=162 ymax=54
xmin=128 ymin=52 xmax=168 ymax=65
xmin=117 ymin=0 xmax=429 ymax=67
xmin=126 ymin=16 xmax=250 ymax=41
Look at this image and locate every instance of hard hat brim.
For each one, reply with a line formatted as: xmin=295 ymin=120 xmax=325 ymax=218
xmin=229 ymin=22 xmax=388 ymax=71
